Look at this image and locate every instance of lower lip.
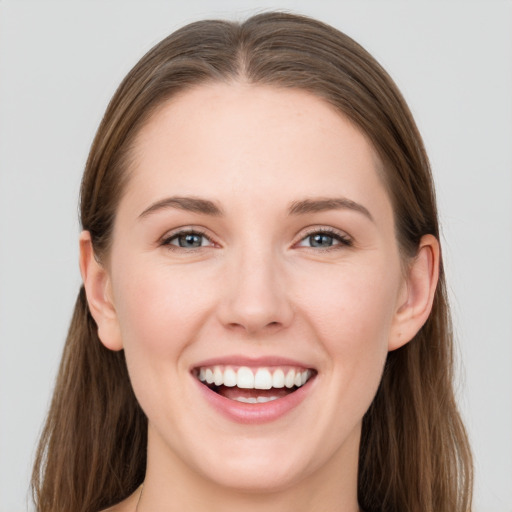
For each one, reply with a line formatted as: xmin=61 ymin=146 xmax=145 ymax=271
xmin=192 ymin=374 xmax=316 ymax=424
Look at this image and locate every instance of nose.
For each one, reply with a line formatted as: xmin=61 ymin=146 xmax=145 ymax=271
xmin=216 ymin=246 xmax=294 ymax=335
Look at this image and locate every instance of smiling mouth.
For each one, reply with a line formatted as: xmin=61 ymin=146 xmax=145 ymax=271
xmin=194 ymin=365 xmax=316 ymax=403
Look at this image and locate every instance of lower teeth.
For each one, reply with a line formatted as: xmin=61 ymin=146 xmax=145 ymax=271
xmin=232 ymin=396 xmax=280 ymax=403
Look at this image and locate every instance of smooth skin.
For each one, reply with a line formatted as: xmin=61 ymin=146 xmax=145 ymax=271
xmin=80 ymin=83 xmax=439 ymax=512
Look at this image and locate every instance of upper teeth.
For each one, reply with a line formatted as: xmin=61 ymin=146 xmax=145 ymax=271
xmin=197 ymin=366 xmax=312 ymax=390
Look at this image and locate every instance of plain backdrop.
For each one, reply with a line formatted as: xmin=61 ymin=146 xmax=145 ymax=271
xmin=0 ymin=1 xmax=511 ymax=511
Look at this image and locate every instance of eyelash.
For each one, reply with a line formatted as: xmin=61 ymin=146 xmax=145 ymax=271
xmin=298 ymin=227 xmax=353 ymax=251
xmin=160 ymin=227 xmax=353 ymax=252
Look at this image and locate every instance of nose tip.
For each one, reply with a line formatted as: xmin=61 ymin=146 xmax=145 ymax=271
xmin=223 ymin=303 xmax=290 ymax=335
xmin=217 ymin=256 xmax=293 ymax=335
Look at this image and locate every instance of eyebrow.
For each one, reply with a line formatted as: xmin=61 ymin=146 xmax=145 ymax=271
xmin=138 ymin=195 xmax=373 ymax=222
xmin=288 ymin=197 xmax=374 ymax=221
xmin=138 ymin=196 xmax=223 ymax=219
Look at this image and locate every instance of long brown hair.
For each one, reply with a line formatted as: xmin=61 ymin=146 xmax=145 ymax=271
xmin=32 ymin=12 xmax=473 ymax=512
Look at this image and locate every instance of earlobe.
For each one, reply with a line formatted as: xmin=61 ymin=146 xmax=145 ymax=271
xmin=388 ymin=234 xmax=440 ymax=351
xmin=79 ymin=231 xmax=123 ymax=351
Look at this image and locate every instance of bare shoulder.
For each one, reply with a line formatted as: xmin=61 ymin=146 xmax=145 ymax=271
xmin=98 ymin=486 xmax=142 ymax=512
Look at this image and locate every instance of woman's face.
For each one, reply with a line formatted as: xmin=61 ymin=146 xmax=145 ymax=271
xmin=104 ymin=83 xmax=409 ymax=491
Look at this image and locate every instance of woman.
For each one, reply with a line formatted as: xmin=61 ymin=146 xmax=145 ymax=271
xmin=32 ymin=12 xmax=473 ymax=512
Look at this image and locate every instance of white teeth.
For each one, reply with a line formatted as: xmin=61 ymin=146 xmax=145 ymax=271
xmin=272 ymin=369 xmax=285 ymax=388
xmin=254 ymin=368 xmax=272 ymax=389
xmin=237 ymin=367 xmax=254 ymax=389
xmin=196 ymin=365 xmax=313 ymax=390
xmin=233 ymin=396 xmax=279 ymax=403
xmin=285 ymin=370 xmax=295 ymax=388
xmin=223 ymin=368 xmax=237 ymax=387
xmin=213 ymin=366 xmax=223 ymax=386
xmin=257 ymin=396 xmax=278 ymax=403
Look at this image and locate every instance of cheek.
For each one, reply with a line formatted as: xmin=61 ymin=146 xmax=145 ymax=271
xmin=112 ymin=259 xmax=216 ymax=359
xmin=300 ymin=261 xmax=398 ymax=343
xmin=296 ymin=260 xmax=399 ymax=396
xmin=110 ymin=258 xmax=220 ymax=426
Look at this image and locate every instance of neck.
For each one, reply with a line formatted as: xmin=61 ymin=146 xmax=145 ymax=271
xmin=137 ymin=424 xmax=361 ymax=512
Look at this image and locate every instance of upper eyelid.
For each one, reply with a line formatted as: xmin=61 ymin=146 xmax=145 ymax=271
xmin=301 ymin=226 xmax=347 ymax=235
xmin=162 ymin=226 xmax=210 ymax=237
xmin=296 ymin=226 xmax=351 ymax=241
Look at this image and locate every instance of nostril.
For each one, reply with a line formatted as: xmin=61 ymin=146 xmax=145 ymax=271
xmin=225 ymin=320 xmax=282 ymax=334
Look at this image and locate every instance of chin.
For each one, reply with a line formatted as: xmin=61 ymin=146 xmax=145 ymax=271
xmin=197 ymin=453 xmax=312 ymax=493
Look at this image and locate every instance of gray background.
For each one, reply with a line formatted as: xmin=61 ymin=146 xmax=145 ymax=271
xmin=0 ymin=1 xmax=511 ymax=511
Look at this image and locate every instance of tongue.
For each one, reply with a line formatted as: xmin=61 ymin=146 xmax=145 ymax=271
xmin=217 ymin=386 xmax=293 ymax=401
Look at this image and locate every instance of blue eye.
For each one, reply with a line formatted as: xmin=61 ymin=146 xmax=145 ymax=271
xmin=297 ymin=230 xmax=352 ymax=249
xmin=308 ymin=233 xmax=336 ymax=248
xmin=161 ymin=228 xmax=350 ymax=251
xmin=164 ymin=231 xmax=213 ymax=249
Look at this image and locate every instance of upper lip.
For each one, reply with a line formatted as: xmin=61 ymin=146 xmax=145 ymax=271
xmin=191 ymin=355 xmax=316 ymax=371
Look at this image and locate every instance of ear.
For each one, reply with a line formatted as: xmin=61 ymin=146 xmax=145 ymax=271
xmin=79 ymin=231 xmax=123 ymax=351
xmin=388 ymin=234 xmax=440 ymax=351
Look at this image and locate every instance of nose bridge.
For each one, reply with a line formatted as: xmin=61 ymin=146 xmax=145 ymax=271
xmin=219 ymin=240 xmax=293 ymax=334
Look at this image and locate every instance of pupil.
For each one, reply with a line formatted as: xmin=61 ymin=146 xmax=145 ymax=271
xmin=179 ymin=234 xmax=202 ymax=247
xmin=310 ymin=234 xmax=333 ymax=247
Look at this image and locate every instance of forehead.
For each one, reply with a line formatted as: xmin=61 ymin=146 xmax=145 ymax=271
xmin=122 ymin=82 xmax=391 ymax=220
